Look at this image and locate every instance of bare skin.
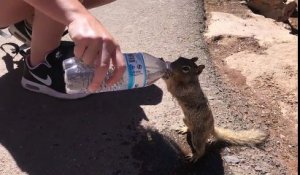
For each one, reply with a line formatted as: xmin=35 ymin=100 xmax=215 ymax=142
xmin=0 ymin=0 xmax=125 ymax=92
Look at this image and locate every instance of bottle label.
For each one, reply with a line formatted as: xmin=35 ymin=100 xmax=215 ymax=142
xmin=124 ymin=53 xmax=147 ymax=89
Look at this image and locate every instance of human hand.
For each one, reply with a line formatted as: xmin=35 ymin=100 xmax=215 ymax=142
xmin=68 ymin=15 xmax=125 ymax=92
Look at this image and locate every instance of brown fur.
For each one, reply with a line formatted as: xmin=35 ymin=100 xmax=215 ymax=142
xmin=163 ymin=57 xmax=268 ymax=162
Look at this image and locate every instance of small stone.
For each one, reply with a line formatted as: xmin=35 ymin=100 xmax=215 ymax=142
xmin=255 ymin=164 xmax=270 ymax=173
xmin=224 ymin=147 xmax=231 ymax=153
xmin=254 ymin=166 xmax=263 ymax=171
xmin=223 ymin=155 xmax=240 ymax=164
xmin=279 ymin=134 xmax=285 ymax=139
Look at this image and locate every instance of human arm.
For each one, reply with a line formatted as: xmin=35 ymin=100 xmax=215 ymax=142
xmin=24 ymin=0 xmax=126 ymax=92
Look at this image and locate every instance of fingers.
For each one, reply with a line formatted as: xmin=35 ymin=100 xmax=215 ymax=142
xmin=82 ymin=39 xmax=103 ymax=65
xmin=68 ymin=18 xmax=125 ymax=92
xmin=74 ymin=43 xmax=86 ymax=59
xmin=106 ymin=46 xmax=126 ymax=86
xmin=87 ymin=41 xmax=111 ymax=92
xmin=74 ymin=38 xmax=103 ymax=66
xmin=88 ymin=59 xmax=110 ymax=92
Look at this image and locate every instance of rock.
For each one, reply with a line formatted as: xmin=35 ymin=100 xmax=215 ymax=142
xmin=254 ymin=164 xmax=270 ymax=173
xmin=254 ymin=165 xmax=263 ymax=171
xmin=246 ymin=0 xmax=298 ymax=22
xmin=223 ymin=155 xmax=240 ymax=164
xmin=224 ymin=147 xmax=231 ymax=153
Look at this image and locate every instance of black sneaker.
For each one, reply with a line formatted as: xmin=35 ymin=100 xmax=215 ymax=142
xmin=8 ymin=20 xmax=32 ymax=46
xmin=0 ymin=28 xmax=11 ymax=39
xmin=8 ymin=20 xmax=68 ymax=46
xmin=21 ymin=41 xmax=89 ymax=99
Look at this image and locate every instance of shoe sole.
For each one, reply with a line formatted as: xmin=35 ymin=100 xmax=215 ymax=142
xmin=21 ymin=77 xmax=89 ymax=99
xmin=0 ymin=29 xmax=12 ymax=39
xmin=8 ymin=25 xmax=31 ymax=46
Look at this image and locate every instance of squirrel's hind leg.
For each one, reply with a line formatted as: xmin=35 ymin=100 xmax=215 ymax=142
xmin=186 ymin=131 xmax=207 ymax=163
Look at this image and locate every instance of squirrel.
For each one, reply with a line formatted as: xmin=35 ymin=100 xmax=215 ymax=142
xmin=162 ymin=56 xmax=268 ymax=162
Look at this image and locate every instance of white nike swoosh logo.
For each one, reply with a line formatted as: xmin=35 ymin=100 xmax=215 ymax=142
xmin=29 ymin=71 xmax=52 ymax=86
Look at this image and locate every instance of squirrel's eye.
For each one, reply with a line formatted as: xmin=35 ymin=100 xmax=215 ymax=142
xmin=182 ymin=66 xmax=191 ymax=73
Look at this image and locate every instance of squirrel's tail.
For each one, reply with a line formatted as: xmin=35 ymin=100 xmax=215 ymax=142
xmin=213 ymin=127 xmax=268 ymax=145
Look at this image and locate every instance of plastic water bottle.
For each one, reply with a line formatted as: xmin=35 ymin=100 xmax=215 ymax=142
xmin=63 ymin=52 xmax=170 ymax=94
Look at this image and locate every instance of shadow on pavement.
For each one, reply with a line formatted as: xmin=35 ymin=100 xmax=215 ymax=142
xmin=0 ymin=48 xmax=225 ymax=175
xmin=0 ymin=51 xmax=163 ymax=175
xmin=175 ymin=134 xmax=226 ymax=175
xmin=132 ymin=130 xmax=225 ymax=175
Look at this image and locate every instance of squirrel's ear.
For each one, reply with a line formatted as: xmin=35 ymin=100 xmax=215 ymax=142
xmin=191 ymin=57 xmax=199 ymax=62
xmin=196 ymin=65 xmax=205 ymax=75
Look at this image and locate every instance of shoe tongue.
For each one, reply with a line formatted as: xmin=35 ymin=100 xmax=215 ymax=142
xmin=45 ymin=41 xmax=75 ymax=63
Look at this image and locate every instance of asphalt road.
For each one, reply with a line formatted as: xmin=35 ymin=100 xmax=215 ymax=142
xmin=0 ymin=0 xmax=212 ymax=174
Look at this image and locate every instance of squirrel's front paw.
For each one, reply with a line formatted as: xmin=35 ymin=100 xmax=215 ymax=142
xmin=184 ymin=153 xmax=200 ymax=163
xmin=175 ymin=126 xmax=189 ymax=135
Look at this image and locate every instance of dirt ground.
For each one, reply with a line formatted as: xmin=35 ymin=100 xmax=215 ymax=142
xmin=204 ymin=0 xmax=298 ymax=174
xmin=0 ymin=0 xmax=298 ymax=175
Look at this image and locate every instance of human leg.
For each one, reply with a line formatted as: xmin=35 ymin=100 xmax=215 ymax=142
xmin=16 ymin=0 xmax=117 ymax=66
xmin=0 ymin=0 xmax=65 ymax=66
xmin=2 ymin=0 xmax=117 ymax=98
xmin=30 ymin=10 xmax=66 ymax=66
xmin=0 ymin=0 xmax=33 ymax=28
